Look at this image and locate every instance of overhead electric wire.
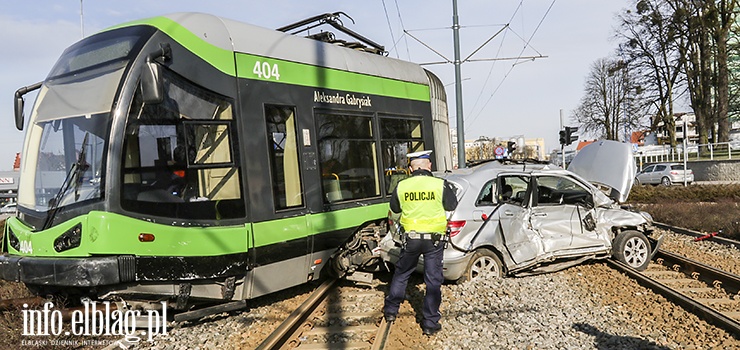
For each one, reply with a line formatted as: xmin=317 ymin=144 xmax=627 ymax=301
xmin=465 ymin=0 xmax=557 ymax=130
xmin=467 ymin=2 xmax=523 ymax=117
xmin=381 ymin=0 xmax=398 ymax=58
xmin=393 ymin=0 xmax=411 ymax=61
xmin=467 ymin=29 xmax=510 ymax=116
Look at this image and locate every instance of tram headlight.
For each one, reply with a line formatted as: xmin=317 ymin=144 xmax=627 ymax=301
xmin=7 ymin=226 xmax=20 ymax=252
xmin=54 ymin=223 xmax=82 ymax=252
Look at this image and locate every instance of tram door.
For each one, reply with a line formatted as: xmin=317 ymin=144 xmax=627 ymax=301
xmin=249 ymin=105 xmax=317 ymax=297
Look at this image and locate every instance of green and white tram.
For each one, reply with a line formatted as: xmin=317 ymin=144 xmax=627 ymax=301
xmin=0 ymin=13 xmax=451 ymax=304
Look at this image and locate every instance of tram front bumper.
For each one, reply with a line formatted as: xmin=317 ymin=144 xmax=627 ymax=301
xmin=0 ymin=254 xmax=125 ymax=287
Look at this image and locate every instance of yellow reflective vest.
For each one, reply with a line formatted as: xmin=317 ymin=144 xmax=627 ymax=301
xmin=396 ymin=175 xmax=447 ymax=233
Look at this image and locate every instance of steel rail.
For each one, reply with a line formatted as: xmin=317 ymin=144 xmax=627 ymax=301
xmin=256 ymin=278 xmax=338 ymax=350
xmin=607 ymin=253 xmax=740 ymax=337
xmin=0 ymin=296 xmax=45 ymax=311
xmin=655 ymin=250 xmax=740 ymax=295
xmin=371 ymin=318 xmax=392 ymax=350
xmin=654 ymin=222 xmax=740 ymax=247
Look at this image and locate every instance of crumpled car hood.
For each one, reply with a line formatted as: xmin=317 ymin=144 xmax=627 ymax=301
xmin=567 ymin=140 xmax=636 ymax=203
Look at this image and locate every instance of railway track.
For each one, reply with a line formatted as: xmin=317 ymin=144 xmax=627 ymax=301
xmin=257 ymin=278 xmax=392 ymax=350
xmin=609 ymin=247 xmax=740 ymax=337
xmin=0 ymin=296 xmax=45 ymax=311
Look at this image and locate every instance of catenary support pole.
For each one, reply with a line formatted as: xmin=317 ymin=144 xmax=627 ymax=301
xmin=453 ymin=0 xmax=465 ymax=168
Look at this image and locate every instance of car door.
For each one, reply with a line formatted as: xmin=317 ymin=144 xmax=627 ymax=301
xmin=637 ymin=165 xmax=654 ymax=184
xmin=530 ymin=175 xmax=603 ymax=253
xmin=495 ymin=174 xmax=543 ymax=265
xmin=652 ymin=164 xmax=667 ymax=184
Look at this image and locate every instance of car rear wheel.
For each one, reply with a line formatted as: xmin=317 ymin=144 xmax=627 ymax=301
xmin=661 ymin=176 xmax=672 ymax=186
xmin=612 ymin=230 xmax=651 ymax=271
xmin=457 ymin=248 xmax=503 ymax=284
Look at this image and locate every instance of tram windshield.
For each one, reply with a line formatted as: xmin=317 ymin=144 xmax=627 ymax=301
xmin=17 ymin=27 xmax=152 ymax=212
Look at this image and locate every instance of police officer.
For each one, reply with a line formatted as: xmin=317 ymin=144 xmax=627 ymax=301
xmin=383 ymin=150 xmax=458 ymax=336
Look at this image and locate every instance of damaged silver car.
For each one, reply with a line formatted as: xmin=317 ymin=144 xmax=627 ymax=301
xmin=378 ymin=140 xmax=661 ymax=282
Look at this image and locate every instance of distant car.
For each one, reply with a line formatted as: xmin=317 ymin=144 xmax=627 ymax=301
xmin=0 ymin=203 xmax=17 ymax=214
xmin=378 ymin=140 xmax=661 ymax=282
xmin=635 ymin=163 xmax=693 ymax=186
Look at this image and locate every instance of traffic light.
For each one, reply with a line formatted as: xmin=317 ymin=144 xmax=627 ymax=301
xmin=507 ymin=141 xmax=516 ymax=154
xmin=559 ymin=130 xmax=566 ymax=145
xmin=565 ymin=126 xmax=579 ymax=145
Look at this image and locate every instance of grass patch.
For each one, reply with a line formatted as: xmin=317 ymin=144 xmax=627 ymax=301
xmin=627 ymin=184 xmax=740 ymax=239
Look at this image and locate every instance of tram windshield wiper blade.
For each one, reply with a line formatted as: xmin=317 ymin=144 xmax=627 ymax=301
xmin=42 ymin=132 xmax=90 ymax=230
xmin=74 ymin=133 xmax=90 ymax=201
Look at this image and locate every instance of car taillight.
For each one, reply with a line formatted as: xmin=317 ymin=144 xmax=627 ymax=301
xmin=670 ymin=171 xmax=679 ymax=175
xmin=447 ymin=220 xmax=466 ymax=237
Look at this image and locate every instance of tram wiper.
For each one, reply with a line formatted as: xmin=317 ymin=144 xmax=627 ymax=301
xmin=74 ymin=133 xmax=90 ymax=201
xmin=42 ymin=132 xmax=90 ymax=230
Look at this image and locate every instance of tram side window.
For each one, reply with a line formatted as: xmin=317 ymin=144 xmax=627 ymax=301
xmin=317 ymin=113 xmax=380 ymax=203
xmin=380 ymin=117 xmax=424 ymax=193
xmin=265 ymin=105 xmax=304 ymax=210
xmin=121 ymin=70 xmax=245 ymax=221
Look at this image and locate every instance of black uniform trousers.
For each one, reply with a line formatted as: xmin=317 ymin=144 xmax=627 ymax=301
xmin=383 ymin=236 xmax=445 ymax=329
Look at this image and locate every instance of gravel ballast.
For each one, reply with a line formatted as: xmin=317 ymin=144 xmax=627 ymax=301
xmin=132 ymin=228 xmax=740 ymax=349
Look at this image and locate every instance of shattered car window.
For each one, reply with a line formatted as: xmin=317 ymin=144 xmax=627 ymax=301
xmin=535 ymin=175 xmax=591 ymax=207
xmin=498 ymin=175 xmax=529 ymax=205
xmin=476 ymin=180 xmax=496 ymax=206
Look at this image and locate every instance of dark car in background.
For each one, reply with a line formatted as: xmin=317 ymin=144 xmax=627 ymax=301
xmin=635 ymin=163 xmax=694 ymax=186
xmin=378 ymin=140 xmax=661 ymax=282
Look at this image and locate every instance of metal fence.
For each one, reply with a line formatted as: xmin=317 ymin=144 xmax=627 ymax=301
xmin=634 ymin=141 xmax=740 ymax=165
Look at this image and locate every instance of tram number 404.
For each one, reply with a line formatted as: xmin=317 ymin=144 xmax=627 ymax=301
xmin=253 ymin=61 xmax=281 ymax=81
xmin=19 ymin=240 xmax=33 ymax=254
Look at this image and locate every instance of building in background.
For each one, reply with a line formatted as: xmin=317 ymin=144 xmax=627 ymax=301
xmin=0 ymin=153 xmax=21 ymax=205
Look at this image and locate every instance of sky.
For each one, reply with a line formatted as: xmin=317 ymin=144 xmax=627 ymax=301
xmin=0 ymin=0 xmax=633 ymax=171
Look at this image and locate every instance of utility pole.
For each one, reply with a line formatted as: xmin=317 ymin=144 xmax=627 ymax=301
xmin=403 ymin=2 xmax=546 ymax=169
xmin=453 ymin=0 xmax=465 ymax=169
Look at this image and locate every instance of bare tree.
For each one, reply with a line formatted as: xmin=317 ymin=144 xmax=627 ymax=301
xmin=710 ymin=0 xmax=738 ymax=143
xmin=612 ymin=0 xmax=739 ymax=150
xmin=666 ymin=0 xmax=739 ymax=147
xmin=670 ymin=0 xmax=714 ymax=146
xmin=573 ymin=57 xmax=647 ymax=141
xmin=729 ymin=16 xmax=740 ymax=120
xmin=617 ymin=0 xmax=685 ymax=147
